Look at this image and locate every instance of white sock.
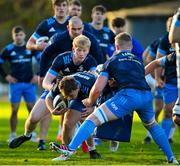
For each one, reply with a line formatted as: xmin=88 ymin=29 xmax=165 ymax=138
xmin=168 ymin=127 xmax=175 ymax=139
xmin=147 ymin=131 xmax=152 ymax=139
xmin=88 ymin=145 xmax=96 ymax=151
xmin=10 ymin=132 xmax=16 ymax=137
xmin=57 ymin=125 xmax=62 ymax=135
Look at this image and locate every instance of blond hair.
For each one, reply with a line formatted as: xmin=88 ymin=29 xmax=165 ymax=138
xmin=73 ymin=35 xmax=91 ymax=49
xmin=115 ymin=32 xmax=132 ymax=46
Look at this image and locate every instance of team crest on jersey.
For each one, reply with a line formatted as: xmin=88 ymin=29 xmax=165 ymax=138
xmin=103 ymin=33 xmax=109 ymax=40
xmin=10 ymin=51 xmax=16 ymax=56
xmin=49 ymin=27 xmax=56 ymax=32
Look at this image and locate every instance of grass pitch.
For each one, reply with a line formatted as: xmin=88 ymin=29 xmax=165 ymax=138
xmin=0 ymin=101 xmax=180 ymax=165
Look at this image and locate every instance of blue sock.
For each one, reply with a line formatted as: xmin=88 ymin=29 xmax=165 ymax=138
xmin=161 ymin=118 xmax=173 ymax=137
xmin=69 ymin=120 xmax=96 ymax=151
xmin=149 ymin=123 xmax=174 ymax=161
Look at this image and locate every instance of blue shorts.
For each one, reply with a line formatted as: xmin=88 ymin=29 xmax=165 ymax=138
xmin=163 ymin=83 xmax=178 ymax=104
xmin=9 ymin=83 xmax=36 ymax=103
xmin=102 ymin=89 xmax=154 ymax=124
xmin=40 ymin=90 xmax=49 ymax=100
xmin=69 ymin=99 xmax=85 ymax=113
xmin=153 ymin=87 xmax=163 ymax=100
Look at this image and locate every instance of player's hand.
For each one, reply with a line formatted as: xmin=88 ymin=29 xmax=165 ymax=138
xmin=52 ymin=108 xmax=69 ymax=116
xmin=30 ymin=75 xmax=38 ymax=84
xmin=38 ymin=76 xmax=44 ymax=87
xmin=82 ymin=98 xmax=92 ymax=107
xmin=36 ymin=42 xmax=48 ymax=51
xmin=81 ymin=107 xmax=94 ymax=120
xmin=5 ymin=75 xmax=17 ymax=83
xmin=156 ymin=78 xmax=164 ymax=88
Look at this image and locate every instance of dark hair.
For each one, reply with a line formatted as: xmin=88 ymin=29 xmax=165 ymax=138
xmin=112 ymin=17 xmax=126 ymax=28
xmin=12 ymin=26 xmax=24 ymax=34
xmin=59 ymin=76 xmax=78 ymax=97
xmin=69 ymin=0 xmax=81 ymax=7
xmin=92 ymin=5 xmax=106 ymax=14
xmin=52 ymin=0 xmax=69 ymax=6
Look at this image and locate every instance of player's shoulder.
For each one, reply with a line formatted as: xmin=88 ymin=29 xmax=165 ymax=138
xmin=46 ymin=17 xmax=56 ymax=25
xmin=56 ymin=51 xmax=72 ymax=59
xmin=5 ymin=43 xmax=15 ymax=51
xmin=102 ymin=26 xmax=111 ymax=33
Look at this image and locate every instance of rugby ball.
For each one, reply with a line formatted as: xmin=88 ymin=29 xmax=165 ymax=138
xmin=53 ymin=94 xmax=67 ymax=110
xmin=36 ymin=36 xmax=49 ymax=46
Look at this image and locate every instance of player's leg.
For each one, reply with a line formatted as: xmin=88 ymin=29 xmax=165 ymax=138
xmin=9 ymin=98 xmax=51 ymax=148
xmin=23 ymin=83 xmax=37 ymax=142
xmin=8 ymin=83 xmax=22 ymax=142
xmin=62 ymin=109 xmax=81 ymax=144
xmin=55 ymin=90 xmax=135 ymax=157
xmin=143 ymin=87 xmax=163 ymax=144
xmin=161 ymin=84 xmax=177 ymax=142
xmin=137 ymin=90 xmax=178 ymax=164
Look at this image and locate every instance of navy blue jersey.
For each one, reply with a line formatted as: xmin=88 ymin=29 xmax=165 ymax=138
xmin=48 ymin=51 xmax=97 ymax=77
xmin=161 ymin=52 xmax=177 ymax=85
xmin=0 ymin=43 xmax=39 ymax=82
xmin=101 ymin=51 xmax=150 ymax=91
xmin=73 ymin=72 xmax=96 ymax=99
xmin=50 ymin=72 xmax=96 ymax=100
xmin=32 ymin=16 xmax=68 ymax=40
xmin=89 ymin=25 xmax=115 ymax=62
xmin=157 ymin=32 xmax=175 ymax=56
xmin=39 ymin=30 xmax=103 ymax=76
xmin=148 ymin=38 xmax=161 ymax=58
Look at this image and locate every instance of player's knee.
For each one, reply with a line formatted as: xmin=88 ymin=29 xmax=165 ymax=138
xmin=143 ymin=118 xmax=157 ymax=130
xmin=91 ymin=108 xmax=108 ymax=125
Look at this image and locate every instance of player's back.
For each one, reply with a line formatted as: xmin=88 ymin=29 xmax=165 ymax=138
xmin=104 ymin=51 xmax=150 ymax=91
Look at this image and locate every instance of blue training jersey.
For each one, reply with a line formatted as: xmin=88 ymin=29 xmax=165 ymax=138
xmin=0 ymin=43 xmax=39 ymax=82
xmin=39 ymin=30 xmax=103 ymax=77
xmin=100 ymin=51 xmax=150 ymax=91
xmin=157 ymin=32 xmax=175 ymax=56
xmin=161 ymin=52 xmax=177 ymax=85
xmin=148 ymin=38 xmax=161 ymax=59
xmin=48 ymin=51 xmax=97 ymax=77
xmin=32 ymin=16 xmax=69 ymax=40
xmin=89 ymin=24 xmax=115 ymax=63
xmin=50 ymin=72 xmax=96 ymax=100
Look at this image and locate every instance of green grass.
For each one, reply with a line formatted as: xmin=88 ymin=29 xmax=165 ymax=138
xmin=0 ymin=101 xmax=180 ymax=165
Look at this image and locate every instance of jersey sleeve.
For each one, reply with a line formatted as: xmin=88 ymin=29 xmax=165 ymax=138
xmin=32 ymin=20 xmax=48 ymax=40
xmin=48 ymin=55 xmax=65 ymax=76
xmin=100 ymin=60 xmax=110 ymax=78
xmin=0 ymin=47 xmax=9 ymax=77
xmin=157 ymin=34 xmax=169 ymax=56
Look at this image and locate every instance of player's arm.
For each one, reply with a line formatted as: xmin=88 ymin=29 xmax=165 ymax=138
xmin=0 ymin=49 xmax=17 ymax=83
xmin=42 ymin=55 xmax=63 ymax=90
xmin=169 ymin=9 xmax=180 ymax=43
xmin=145 ymin=55 xmax=168 ymax=81
xmin=82 ymin=73 xmax=108 ymax=107
xmin=42 ymin=70 xmax=57 ymax=91
xmin=46 ymin=91 xmax=56 ymax=114
xmin=143 ymin=47 xmax=154 ymax=65
xmin=27 ymin=21 xmax=49 ymax=51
